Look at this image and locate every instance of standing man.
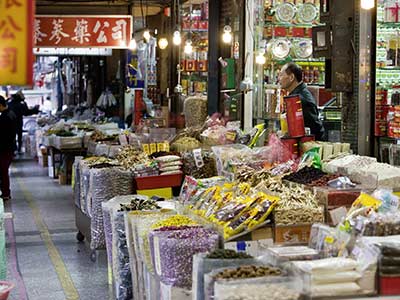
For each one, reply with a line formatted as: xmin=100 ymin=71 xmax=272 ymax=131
xmin=278 ymin=62 xmax=326 ymax=141
xmin=0 ymin=96 xmax=17 ymax=200
xmin=7 ymin=90 xmax=39 ymax=153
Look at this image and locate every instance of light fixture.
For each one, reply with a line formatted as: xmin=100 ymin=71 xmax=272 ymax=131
xmin=129 ymin=38 xmax=137 ymax=50
xmin=173 ymin=30 xmax=182 ymax=45
xmin=143 ymin=30 xmax=151 ymax=42
xmin=222 ymin=25 xmax=233 ymax=44
xmin=158 ymin=37 xmax=169 ymax=50
xmin=184 ymin=40 xmax=193 ymax=54
xmin=255 ymin=51 xmax=266 ymax=65
xmin=361 ymin=0 xmax=375 ymax=9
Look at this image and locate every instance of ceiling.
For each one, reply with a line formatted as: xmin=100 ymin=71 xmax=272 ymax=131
xmin=36 ymin=0 xmax=172 ymax=16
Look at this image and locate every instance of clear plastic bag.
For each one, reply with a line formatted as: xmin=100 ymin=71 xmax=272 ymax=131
xmin=213 ymin=277 xmax=302 ymax=300
xmin=88 ymin=167 xmax=133 ymax=250
xmin=184 ymin=96 xmax=208 ymax=128
xmin=192 ymin=253 xmax=256 ymax=300
xmin=151 ymin=227 xmax=219 ymax=288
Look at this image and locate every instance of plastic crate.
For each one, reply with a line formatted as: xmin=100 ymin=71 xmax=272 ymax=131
xmin=134 ymin=173 xmax=183 ymax=190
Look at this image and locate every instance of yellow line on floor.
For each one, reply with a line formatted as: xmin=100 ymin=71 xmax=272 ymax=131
xmin=16 ymin=176 xmax=79 ymax=300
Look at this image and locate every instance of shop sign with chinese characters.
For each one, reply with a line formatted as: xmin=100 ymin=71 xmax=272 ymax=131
xmin=0 ymin=0 xmax=35 ymax=85
xmin=34 ymin=15 xmax=132 ymax=48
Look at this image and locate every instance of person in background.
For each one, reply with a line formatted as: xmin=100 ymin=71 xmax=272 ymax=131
xmin=278 ymin=62 xmax=326 ymax=141
xmin=7 ymin=90 xmax=39 ymax=153
xmin=0 ymin=96 xmax=17 ymax=200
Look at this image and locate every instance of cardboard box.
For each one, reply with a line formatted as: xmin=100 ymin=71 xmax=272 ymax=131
xmin=58 ymin=174 xmax=67 ymax=185
xmin=224 ymin=239 xmax=274 ymax=257
xmin=274 ymin=224 xmax=312 ymax=244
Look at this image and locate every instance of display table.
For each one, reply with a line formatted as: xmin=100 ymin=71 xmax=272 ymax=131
xmin=47 ymin=146 xmax=86 ymax=180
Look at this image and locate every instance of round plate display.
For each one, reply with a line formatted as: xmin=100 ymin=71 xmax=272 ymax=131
xmin=297 ymin=3 xmax=318 ymax=24
xmin=270 ymin=38 xmax=291 ymax=60
xmin=275 ymin=2 xmax=297 ymax=23
xmin=293 ymin=39 xmax=313 ymax=59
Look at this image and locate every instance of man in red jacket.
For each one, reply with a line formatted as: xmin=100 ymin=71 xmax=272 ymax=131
xmin=0 ymin=96 xmax=17 ymax=200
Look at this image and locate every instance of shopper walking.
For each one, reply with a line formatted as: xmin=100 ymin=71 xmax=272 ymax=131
xmin=7 ymin=90 xmax=39 ymax=153
xmin=0 ymin=96 xmax=17 ymax=200
xmin=278 ymin=62 xmax=326 ymax=141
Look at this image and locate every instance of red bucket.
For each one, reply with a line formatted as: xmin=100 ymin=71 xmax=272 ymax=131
xmin=285 ymin=95 xmax=305 ymax=138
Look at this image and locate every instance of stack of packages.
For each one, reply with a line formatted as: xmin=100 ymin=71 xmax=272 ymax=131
xmin=290 ymin=257 xmax=362 ymax=298
xmin=110 ymin=197 xmax=161 ymax=300
xmin=378 ymin=243 xmax=400 ymax=295
xmin=155 ymin=155 xmax=183 ymax=175
xmin=147 ymin=215 xmax=220 ymax=296
xmin=133 ymin=162 xmax=159 ymax=177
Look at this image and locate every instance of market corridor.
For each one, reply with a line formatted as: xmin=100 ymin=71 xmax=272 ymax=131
xmin=5 ymin=157 xmax=111 ymax=300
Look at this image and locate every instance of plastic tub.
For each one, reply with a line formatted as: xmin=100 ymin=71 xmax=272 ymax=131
xmin=0 ymin=282 xmax=14 ymax=300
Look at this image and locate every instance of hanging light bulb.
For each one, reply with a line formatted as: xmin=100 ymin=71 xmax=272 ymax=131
xmin=173 ymin=30 xmax=182 ymax=46
xmin=129 ymin=38 xmax=137 ymax=50
xmin=184 ymin=40 xmax=193 ymax=54
xmin=255 ymin=51 xmax=266 ymax=65
xmin=222 ymin=25 xmax=233 ymax=44
xmin=143 ymin=30 xmax=151 ymax=42
xmin=158 ymin=38 xmax=169 ymax=50
xmin=360 ymin=0 xmax=374 ymax=9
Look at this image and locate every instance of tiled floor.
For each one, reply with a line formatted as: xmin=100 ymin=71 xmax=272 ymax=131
xmin=5 ymin=157 xmax=112 ymax=300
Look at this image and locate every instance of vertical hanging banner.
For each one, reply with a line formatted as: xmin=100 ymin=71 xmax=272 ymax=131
xmin=0 ymin=0 xmax=35 ymax=85
xmin=34 ymin=16 xmax=132 ymax=48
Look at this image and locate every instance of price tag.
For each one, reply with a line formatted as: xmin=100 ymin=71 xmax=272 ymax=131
xmin=193 ymin=148 xmax=204 ymax=168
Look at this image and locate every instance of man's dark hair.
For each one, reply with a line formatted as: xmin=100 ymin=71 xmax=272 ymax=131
xmin=0 ymin=95 xmax=6 ymax=107
xmin=285 ymin=62 xmax=303 ymax=83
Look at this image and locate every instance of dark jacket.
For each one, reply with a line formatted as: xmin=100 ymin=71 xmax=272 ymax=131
xmin=7 ymin=96 xmax=38 ymax=128
xmin=0 ymin=108 xmax=17 ymax=152
xmin=290 ymin=82 xmax=325 ymax=140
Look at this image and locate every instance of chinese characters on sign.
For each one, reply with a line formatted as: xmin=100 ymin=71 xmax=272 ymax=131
xmin=0 ymin=0 xmax=34 ymax=85
xmin=35 ymin=16 xmax=132 ymax=48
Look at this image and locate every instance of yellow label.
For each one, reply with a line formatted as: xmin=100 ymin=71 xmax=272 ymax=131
xmin=142 ymin=144 xmax=150 ymax=155
xmin=352 ymin=193 xmax=382 ymax=210
xmin=150 ymin=143 xmax=157 ymax=154
xmin=325 ymin=236 xmax=335 ymax=244
xmin=157 ymin=143 xmax=165 ymax=152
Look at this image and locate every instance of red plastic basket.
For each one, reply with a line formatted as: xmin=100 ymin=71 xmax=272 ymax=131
xmin=379 ymin=275 xmax=400 ymax=295
xmin=0 ymin=282 xmax=14 ymax=300
xmin=134 ymin=173 xmax=183 ymax=190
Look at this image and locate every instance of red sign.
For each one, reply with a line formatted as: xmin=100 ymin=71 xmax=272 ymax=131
xmin=34 ymin=15 xmax=132 ymax=48
xmin=0 ymin=0 xmax=34 ymax=85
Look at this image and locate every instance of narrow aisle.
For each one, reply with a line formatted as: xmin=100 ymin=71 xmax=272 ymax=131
xmin=5 ymin=158 xmax=111 ymax=300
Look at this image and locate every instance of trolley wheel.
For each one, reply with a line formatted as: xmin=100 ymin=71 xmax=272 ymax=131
xmin=76 ymin=231 xmax=85 ymax=242
xmin=90 ymin=250 xmax=97 ymax=262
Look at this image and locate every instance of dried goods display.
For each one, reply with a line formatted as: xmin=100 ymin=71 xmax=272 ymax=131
xmin=350 ymin=162 xmax=400 ymax=189
xmin=88 ymin=167 xmax=133 ymax=250
xmin=84 ymin=156 xmax=120 ymax=168
xmin=192 ymin=252 xmax=256 ymax=300
xmin=149 ymin=227 xmax=219 ymax=288
xmin=184 ymin=96 xmax=208 ymax=128
xmin=90 ymin=130 xmax=117 ymax=142
xmin=274 ymin=186 xmax=324 ymax=225
xmin=120 ymin=198 xmax=160 ymax=211
xmin=115 ymin=145 xmax=151 ymax=170
xmin=214 ymin=265 xmax=282 ymax=279
xmin=206 ymin=249 xmax=253 ymax=260
xmin=283 ymin=166 xmax=326 ymax=185
xmin=182 ymin=150 xmax=217 ymax=178
xmin=214 ymin=282 xmax=301 ymax=300
xmin=171 ymin=136 xmax=202 ymax=152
